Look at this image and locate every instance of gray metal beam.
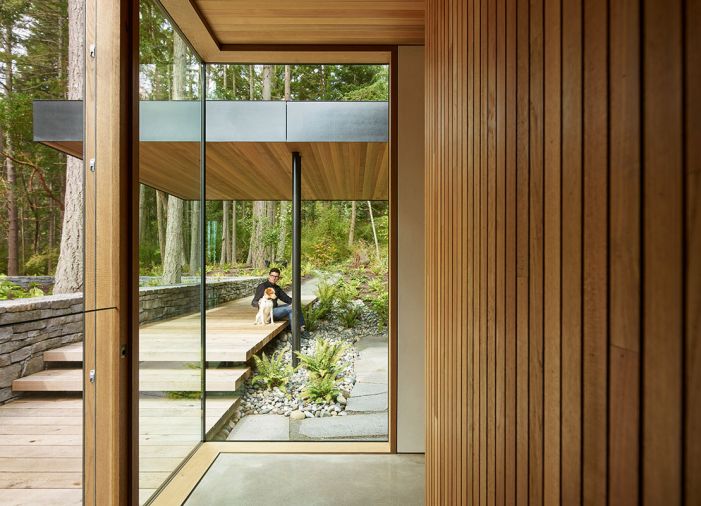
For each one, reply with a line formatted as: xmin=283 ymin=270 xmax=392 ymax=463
xmin=291 ymin=151 xmax=302 ymax=367
xmin=33 ymin=100 xmax=389 ymax=144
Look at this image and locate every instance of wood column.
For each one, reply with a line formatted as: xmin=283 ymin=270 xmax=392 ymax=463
xmin=83 ymin=0 xmax=136 ymax=504
xmin=424 ymin=0 xmax=698 ymax=503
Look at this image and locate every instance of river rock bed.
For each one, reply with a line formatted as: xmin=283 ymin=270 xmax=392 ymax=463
xmin=234 ymin=300 xmax=384 ymax=422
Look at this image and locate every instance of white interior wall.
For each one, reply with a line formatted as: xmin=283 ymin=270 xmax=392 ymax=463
xmin=397 ymin=45 xmax=426 ymax=453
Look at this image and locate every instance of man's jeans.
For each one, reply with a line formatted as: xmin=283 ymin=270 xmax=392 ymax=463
xmin=273 ymin=304 xmax=305 ymax=325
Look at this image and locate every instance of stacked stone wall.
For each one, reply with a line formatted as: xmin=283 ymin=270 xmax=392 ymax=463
xmin=0 ymin=294 xmax=83 ymax=403
xmin=0 ymin=276 xmax=264 ymax=404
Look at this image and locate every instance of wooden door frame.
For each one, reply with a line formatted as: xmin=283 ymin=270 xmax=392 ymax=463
xmin=83 ymin=0 xmax=137 ymax=504
xmin=86 ymin=1 xmax=398 ymax=497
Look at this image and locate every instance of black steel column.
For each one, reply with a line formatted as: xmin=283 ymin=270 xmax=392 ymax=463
xmin=291 ymin=151 xmax=302 ymax=366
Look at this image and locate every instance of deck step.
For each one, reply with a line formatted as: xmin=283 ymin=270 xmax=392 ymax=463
xmin=43 ymin=295 xmax=315 ymax=364
xmin=12 ymin=367 xmax=250 ymax=393
xmin=43 ymin=342 xmax=81 ymax=362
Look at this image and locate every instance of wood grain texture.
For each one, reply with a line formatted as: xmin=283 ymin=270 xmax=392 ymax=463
xmin=608 ymin=0 xmax=640 ymax=503
xmin=139 ymin=141 xmax=389 ymax=201
xmin=426 ymin=0 xmax=694 ymax=503
xmin=195 ymin=0 xmax=424 ymax=45
xmin=643 ymin=0 xmax=683 ymax=503
xmin=686 ymin=0 xmax=701 ymax=503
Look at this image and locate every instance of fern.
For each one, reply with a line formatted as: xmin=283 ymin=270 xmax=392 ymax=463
xmin=339 ymin=304 xmax=362 ymax=328
xmin=302 ymin=375 xmax=340 ymax=404
xmin=251 ymin=350 xmax=294 ymax=391
xmin=296 ymin=338 xmax=349 ymax=381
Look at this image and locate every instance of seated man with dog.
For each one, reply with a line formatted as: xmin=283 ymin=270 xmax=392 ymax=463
xmin=251 ymin=268 xmax=305 ymax=329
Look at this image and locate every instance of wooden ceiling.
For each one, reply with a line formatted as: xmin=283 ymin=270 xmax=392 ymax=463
xmin=139 ymin=141 xmax=389 ymax=200
xmin=159 ymin=0 xmax=424 ymax=62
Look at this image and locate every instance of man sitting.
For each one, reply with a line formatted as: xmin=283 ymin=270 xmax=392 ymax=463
xmin=251 ymin=268 xmax=305 ymax=328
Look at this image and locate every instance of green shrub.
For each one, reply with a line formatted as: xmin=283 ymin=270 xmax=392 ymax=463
xmin=302 ymin=375 xmax=340 ymax=404
xmin=367 ymin=291 xmax=389 ymax=328
xmin=251 ymin=350 xmax=294 ymax=391
xmin=0 ymin=275 xmax=44 ymax=300
xmin=302 ymin=304 xmax=325 ymax=331
xmin=315 ymin=279 xmax=337 ymax=305
xmin=296 ymin=338 xmax=348 ymax=381
xmin=23 ymin=250 xmax=59 ymax=275
xmin=368 ymin=277 xmax=386 ymax=294
xmin=335 ymin=279 xmax=360 ymax=306
xmin=339 ymin=304 xmax=362 ymax=328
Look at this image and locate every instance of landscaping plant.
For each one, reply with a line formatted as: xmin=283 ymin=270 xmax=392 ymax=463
xmin=251 ymin=350 xmax=295 ymax=391
xmin=0 ymin=276 xmax=45 ymax=300
xmin=339 ymin=303 xmax=362 ymax=328
xmin=302 ymin=375 xmax=341 ymax=404
xmin=296 ymin=338 xmax=349 ymax=381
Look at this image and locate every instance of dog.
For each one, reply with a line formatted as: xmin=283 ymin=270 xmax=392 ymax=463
xmin=254 ymin=287 xmax=277 ymax=325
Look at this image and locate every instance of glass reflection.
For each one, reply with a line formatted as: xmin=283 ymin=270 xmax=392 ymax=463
xmin=138 ymin=1 xmax=202 ymax=502
xmin=203 ymin=65 xmax=390 ymax=443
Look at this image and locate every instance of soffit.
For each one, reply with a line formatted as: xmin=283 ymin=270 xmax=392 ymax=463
xmin=159 ymin=0 xmax=423 ymax=62
xmin=140 ymin=141 xmax=389 ymax=201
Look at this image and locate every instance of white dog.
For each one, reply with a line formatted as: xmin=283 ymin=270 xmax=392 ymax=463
xmin=254 ymin=287 xmax=277 ymax=325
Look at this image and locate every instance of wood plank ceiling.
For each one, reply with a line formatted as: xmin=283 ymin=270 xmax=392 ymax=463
xmin=159 ymin=0 xmax=424 ymax=62
xmin=140 ymin=141 xmax=389 ymax=201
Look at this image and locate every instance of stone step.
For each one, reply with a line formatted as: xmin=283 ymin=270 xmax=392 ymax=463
xmin=12 ymin=367 xmax=250 ymax=393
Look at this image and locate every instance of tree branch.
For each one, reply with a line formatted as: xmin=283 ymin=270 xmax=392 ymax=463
xmin=0 ymin=150 xmax=64 ymax=211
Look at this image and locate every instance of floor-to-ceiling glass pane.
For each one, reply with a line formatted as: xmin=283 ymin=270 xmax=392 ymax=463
xmin=203 ymin=64 xmax=390 ymax=443
xmin=0 ymin=0 xmax=87 ymax=502
xmin=138 ymin=1 xmax=203 ymax=502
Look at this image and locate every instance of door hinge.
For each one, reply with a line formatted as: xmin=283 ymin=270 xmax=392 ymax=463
xmin=89 ymin=159 xmax=95 ymax=172
xmin=89 ymin=44 xmax=96 ymax=58
xmin=89 ymin=369 xmax=96 ymax=384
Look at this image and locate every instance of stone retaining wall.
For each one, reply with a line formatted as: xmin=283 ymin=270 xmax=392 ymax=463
xmin=0 ymin=276 xmax=265 ymax=404
xmin=139 ymin=276 xmax=264 ymax=324
xmin=0 ymin=294 xmax=84 ymax=404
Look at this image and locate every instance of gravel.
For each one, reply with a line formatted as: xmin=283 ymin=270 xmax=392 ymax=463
xmin=234 ymin=300 xmax=387 ymax=422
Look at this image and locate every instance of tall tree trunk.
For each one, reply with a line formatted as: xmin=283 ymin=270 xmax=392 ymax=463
xmin=231 ymin=201 xmax=237 ymax=263
xmin=266 ymin=201 xmax=276 ymax=260
xmin=162 ymin=197 xmax=183 ymax=284
xmin=262 ymin=65 xmax=272 ymax=100
xmin=277 ymin=201 xmax=289 ymax=260
xmin=162 ymin=36 xmax=188 ymax=283
xmin=189 ymin=200 xmax=200 ymax=273
xmin=284 ymin=65 xmax=291 ymax=100
xmin=139 ymin=185 xmax=145 ymax=242
xmin=248 ymin=65 xmax=255 ymax=100
xmin=2 ymin=23 xmax=18 ymax=276
xmin=221 ymin=200 xmax=230 ymax=264
xmin=368 ymin=201 xmax=380 ymax=260
xmin=348 ymin=201 xmax=357 ymax=248
xmin=3 ymin=134 xmax=18 ymax=276
xmin=249 ymin=201 xmax=267 ymax=268
xmin=156 ymin=190 xmax=167 ymax=262
xmin=53 ymin=0 xmax=85 ymax=293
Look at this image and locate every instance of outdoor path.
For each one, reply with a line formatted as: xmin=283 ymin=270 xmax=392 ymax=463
xmin=229 ymin=333 xmax=389 ymax=441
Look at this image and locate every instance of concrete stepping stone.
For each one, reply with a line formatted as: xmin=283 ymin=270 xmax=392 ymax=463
xmin=298 ymin=413 xmax=388 ymax=439
xmin=350 ymin=382 xmax=388 ymax=397
xmin=227 ymin=415 xmax=290 ymax=441
xmin=346 ymin=393 xmax=388 ymax=413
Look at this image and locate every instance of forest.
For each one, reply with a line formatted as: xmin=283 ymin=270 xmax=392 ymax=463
xmin=1 ymin=0 xmax=390 ymax=297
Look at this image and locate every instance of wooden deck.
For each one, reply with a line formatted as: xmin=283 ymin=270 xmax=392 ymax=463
xmin=2 ymin=279 xmax=319 ymax=504
xmin=0 ymin=396 xmax=238 ymax=505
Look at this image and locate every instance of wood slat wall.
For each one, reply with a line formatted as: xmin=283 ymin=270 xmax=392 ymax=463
xmin=424 ymin=0 xmax=699 ymax=503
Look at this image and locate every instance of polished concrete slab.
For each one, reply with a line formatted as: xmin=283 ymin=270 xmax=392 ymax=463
xmin=184 ymin=454 xmax=424 ymax=506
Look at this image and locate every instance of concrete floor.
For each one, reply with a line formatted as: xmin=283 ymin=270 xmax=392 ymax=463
xmin=184 ymin=454 xmax=424 ymax=506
